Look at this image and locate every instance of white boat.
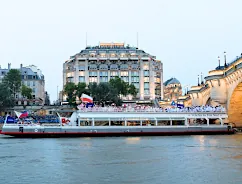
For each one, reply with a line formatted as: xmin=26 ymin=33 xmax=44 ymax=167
xmin=0 ymin=109 xmax=234 ymax=137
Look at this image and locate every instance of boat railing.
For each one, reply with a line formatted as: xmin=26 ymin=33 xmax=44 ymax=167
xmin=3 ymin=123 xmax=61 ymax=127
xmin=77 ymin=108 xmax=227 ymax=113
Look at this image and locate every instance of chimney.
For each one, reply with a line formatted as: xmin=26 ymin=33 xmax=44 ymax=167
xmin=20 ymin=64 xmax=23 ymax=70
xmin=8 ymin=63 xmax=11 ymax=70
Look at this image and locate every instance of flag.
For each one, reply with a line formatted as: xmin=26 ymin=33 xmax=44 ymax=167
xmin=6 ymin=116 xmax=15 ymax=123
xmin=80 ymin=94 xmax=93 ymax=103
xmin=61 ymin=117 xmax=69 ymax=124
xmin=14 ymin=110 xmax=28 ymax=118
xmin=86 ymin=102 xmax=94 ymax=108
xmin=171 ymin=101 xmax=176 ymax=106
xmin=4 ymin=115 xmax=16 ymax=124
xmin=56 ymin=112 xmax=71 ymax=126
xmin=177 ymin=104 xmax=184 ymax=109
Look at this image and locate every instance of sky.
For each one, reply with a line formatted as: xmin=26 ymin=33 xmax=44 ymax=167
xmin=1 ymin=0 xmax=242 ymax=102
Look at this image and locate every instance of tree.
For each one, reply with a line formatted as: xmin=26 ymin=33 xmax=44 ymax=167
xmin=128 ymin=83 xmax=138 ymax=97
xmin=0 ymin=83 xmax=15 ymax=110
xmin=21 ymin=85 xmax=32 ymax=99
xmin=64 ymin=82 xmax=77 ymax=106
xmin=2 ymin=69 xmax=22 ymax=96
xmin=97 ymin=82 xmax=116 ymax=104
xmin=109 ymin=76 xmax=138 ymax=98
xmin=88 ymin=82 xmax=98 ymax=100
xmin=63 ymin=77 xmax=138 ymax=107
xmin=109 ymin=76 xmax=128 ymax=96
xmin=89 ymin=82 xmax=119 ymax=106
xmin=76 ymin=82 xmax=89 ymax=98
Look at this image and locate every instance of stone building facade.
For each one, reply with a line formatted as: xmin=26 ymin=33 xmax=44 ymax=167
xmin=163 ymin=77 xmax=182 ymax=102
xmin=0 ymin=63 xmax=45 ymax=105
xmin=63 ymin=43 xmax=163 ymax=100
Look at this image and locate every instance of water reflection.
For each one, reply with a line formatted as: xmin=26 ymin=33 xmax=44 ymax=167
xmin=208 ymin=138 xmax=218 ymax=146
xmin=80 ymin=140 xmax=92 ymax=148
xmin=198 ymin=135 xmax=205 ymax=151
xmin=125 ymin=137 xmax=141 ymax=144
xmin=232 ymin=154 xmax=242 ymax=159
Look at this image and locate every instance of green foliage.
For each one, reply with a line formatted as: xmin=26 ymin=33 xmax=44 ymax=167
xmin=109 ymin=76 xmax=128 ymax=96
xmin=109 ymin=76 xmax=138 ymax=97
xmin=0 ymin=69 xmax=21 ymax=110
xmin=64 ymin=82 xmax=77 ymax=106
xmin=0 ymin=83 xmax=15 ymax=110
xmin=21 ymin=85 xmax=32 ymax=99
xmin=128 ymin=83 xmax=138 ymax=96
xmin=88 ymin=82 xmax=98 ymax=97
xmin=63 ymin=77 xmax=138 ymax=106
xmin=76 ymin=82 xmax=89 ymax=97
xmin=92 ymin=82 xmax=119 ymax=105
xmin=2 ymin=69 xmax=22 ymax=95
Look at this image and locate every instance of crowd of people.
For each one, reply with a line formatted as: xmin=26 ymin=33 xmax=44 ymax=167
xmin=0 ymin=115 xmax=59 ymax=124
xmin=162 ymin=105 xmax=226 ymax=112
xmin=0 ymin=116 xmax=5 ymax=123
xmin=0 ymin=105 xmax=226 ymax=124
xmin=77 ymin=104 xmax=226 ymax=113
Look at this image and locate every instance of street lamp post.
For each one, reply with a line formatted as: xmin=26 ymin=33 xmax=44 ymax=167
xmin=201 ymin=72 xmax=203 ymax=85
xmin=198 ymin=75 xmax=200 ymax=86
xmin=224 ymin=51 xmax=227 ymax=67
xmin=218 ymin=56 xmax=220 ymax=69
xmin=57 ymin=86 xmax=59 ymax=105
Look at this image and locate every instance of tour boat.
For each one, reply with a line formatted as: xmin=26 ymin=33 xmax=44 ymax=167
xmin=0 ymin=109 xmax=234 ymax=137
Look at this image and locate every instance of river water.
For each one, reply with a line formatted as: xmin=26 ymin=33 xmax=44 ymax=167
xmin=0 ymin=134 xmax=242 ymax=184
